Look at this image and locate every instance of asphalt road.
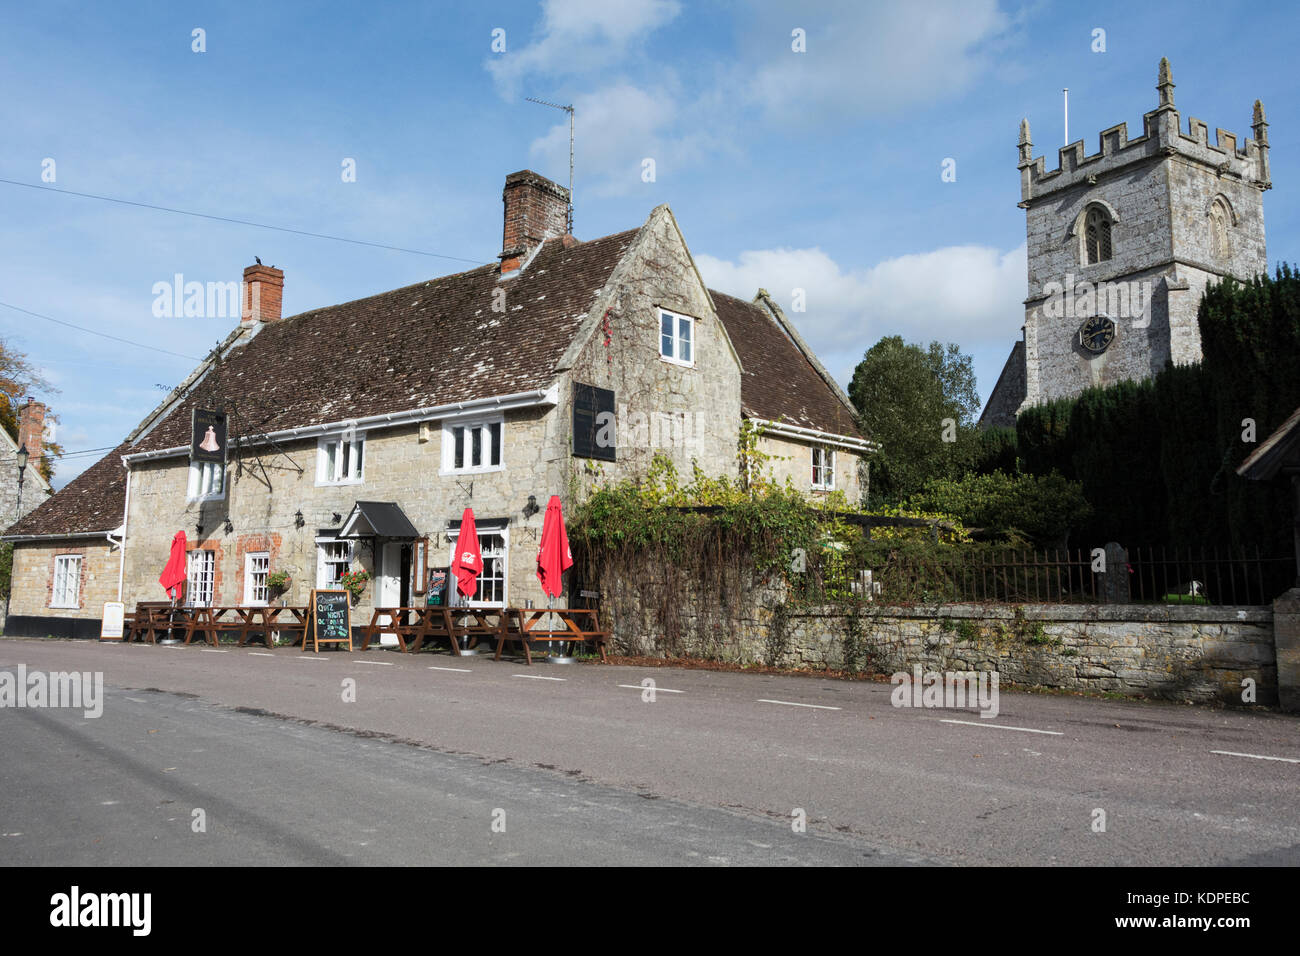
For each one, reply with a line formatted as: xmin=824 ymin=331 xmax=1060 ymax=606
xmin=2 ymin=637 xmax=1298 ymax=865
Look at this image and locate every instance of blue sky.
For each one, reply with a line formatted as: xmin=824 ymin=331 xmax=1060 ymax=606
xmin=2 ymin=0 xmax=1296 ymax=488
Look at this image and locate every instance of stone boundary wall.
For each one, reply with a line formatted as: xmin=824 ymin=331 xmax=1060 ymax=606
xmin=607 ymin=591 xmax=1276 ymax=704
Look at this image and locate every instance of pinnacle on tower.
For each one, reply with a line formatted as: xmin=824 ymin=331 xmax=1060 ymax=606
xmin=1253 ymin=99 xmax=1269 ymax=144
xmin=1018 ymin=117 xmax=1032 ymax=165
xmin=1157 ymin=57 xmax=1175 ymax=108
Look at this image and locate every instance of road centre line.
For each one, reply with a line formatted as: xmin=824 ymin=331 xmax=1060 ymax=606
xmin=354 ymin=659 xmax=394 ymax=666
xmin=514 ymin=674 xmax=566 ymax=682
xmin=757 ymin=699 xmax=840 ymax=711
xmin=617 ymin=684 xmax=684 ymax=694
xmin=939 ymin=718 xmax=1063 ymax=736
xmin=248 ymin=652 xmax=275 ymax=657
xmin=428 ymin=666 xmax=473 ymax=673
xmin=296 ymin=656 xmax=329 ymax=661
xmin=1211 ymin=749 xmax=1300 ymax=764
xmin=200 ymin=649 xmax=227 ymax=653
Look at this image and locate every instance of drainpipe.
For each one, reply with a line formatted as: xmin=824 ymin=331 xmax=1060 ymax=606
xmin=117 ymin=462 xmax=132 ymax=602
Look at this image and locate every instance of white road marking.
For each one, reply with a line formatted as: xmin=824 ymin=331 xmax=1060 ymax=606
xmin=514 ymin=674 xmax=566 ymax=682
xmin=757 ymin=699 xmax=840 ymax=711
xmin=940 ymin=718 xmax=1062 ymax=736
xmin=248 ymin=652 xmax=275 ymax=657
xmin=354 ymin=659 xmax=394 ymax=666
xmin=200 ymin=649 xmax=227 ymax=653
xmin=428 ymin=666 xmax=473 ymax=673
xmin=1211 ymin=749 xmax=1300 ymax=764
xmin=618 ymin=684 xmax=684 ymax=694
xmin=296 ymin=656 xmax=329 ymax=661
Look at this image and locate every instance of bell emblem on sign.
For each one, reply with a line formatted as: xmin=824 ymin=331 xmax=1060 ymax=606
xmin=199 ymin=426 xmax=220 ymax=453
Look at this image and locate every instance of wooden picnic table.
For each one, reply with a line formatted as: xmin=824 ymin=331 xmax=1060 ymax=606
xmin=496 ymin=608 xmax=609 ymax=665
xmin=125 ymin=601 xmax=180 ymax=643
xmin=359 ymin=606 xmax=512 ymax=655
xmin=181 ymin=605 xmax=309 ymax=648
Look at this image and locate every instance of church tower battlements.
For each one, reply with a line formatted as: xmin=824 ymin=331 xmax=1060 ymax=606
xmin=979 ymin=59 xmax=1272 ymax=428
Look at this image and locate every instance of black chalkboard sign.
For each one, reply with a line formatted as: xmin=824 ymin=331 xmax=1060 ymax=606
xmin=426 ymin=567 xmax=449 ymax=607
xmin=307 ymin=589 xmax=352 ymax=652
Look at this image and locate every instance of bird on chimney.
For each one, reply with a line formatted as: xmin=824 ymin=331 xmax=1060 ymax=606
xmin=255 ymin=256 xmax=262 ymax=265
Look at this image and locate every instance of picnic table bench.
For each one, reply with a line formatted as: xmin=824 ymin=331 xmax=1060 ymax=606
xmin=125 ymin=602 xmax=179 ymax=643
xmin=495 ymin=608 xmax=609 ymax=665
xmin=182 ymin=606 xmax=309 ymax=648
xmin=359 ymin=606 xmax=511 ymax=655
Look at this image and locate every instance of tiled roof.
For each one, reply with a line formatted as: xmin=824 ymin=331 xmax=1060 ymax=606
xmin=710 ymin=291 xmax=862 ymax=439
xmin=130 ymin=229 xmax=639 ymax=454
xmin=3 ymin=443 xmax=127 ymax=538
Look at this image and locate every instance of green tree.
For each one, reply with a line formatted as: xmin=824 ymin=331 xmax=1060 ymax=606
xmin=0 ymin=338 xmax=62 ymax=484
xmin=848 ymin=336 xmax=980 ymax=503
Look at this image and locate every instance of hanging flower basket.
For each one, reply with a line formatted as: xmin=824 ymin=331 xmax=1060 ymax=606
xmin=339 ymin=569 xmax=370 ymax=605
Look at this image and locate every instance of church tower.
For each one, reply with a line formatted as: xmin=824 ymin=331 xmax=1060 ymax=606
xmin=980 ymin=59 xmax=1271 ymax=427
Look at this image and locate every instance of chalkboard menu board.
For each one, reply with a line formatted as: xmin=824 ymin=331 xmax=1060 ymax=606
xmin=306 ymin=589 xmax=352 ymax=652
xmin=426 ymin=568 xmax=449 ymax=607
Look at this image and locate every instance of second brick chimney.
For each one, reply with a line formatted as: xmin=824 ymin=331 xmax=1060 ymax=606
xmin=241 ymin=263 xmax=285 ymax=325
xmin=16 ymin=398 xmax=45 ymax=470
xmin=500 ymin=170 xmax=570 ymax=273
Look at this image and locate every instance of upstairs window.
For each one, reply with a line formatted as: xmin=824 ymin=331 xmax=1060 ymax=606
xmin=812 ymin=447 xmax=835 ymax=491
xmin=442 ymin=418 xmax=504 ymax=474
xmin=51 ymin=554 xmax=82 ymax=608
xmin=318 ymin=435 xmax=364 ymax=485
xmin=659 ymin=309 xmax=694 ymax=367
xmin=187 ymin=460 xmax=225 ymax=501
xmin=1084 ymin=207 xmax=1113 ymax=264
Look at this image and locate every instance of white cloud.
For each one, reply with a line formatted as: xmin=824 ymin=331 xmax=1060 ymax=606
xmin=736 ymin=0 xmax=1015 ymax=120
xmin=696 ymin=242 xmax=1027 ymax=380
xmin=488 ymin=0 xmax=682 ymax=94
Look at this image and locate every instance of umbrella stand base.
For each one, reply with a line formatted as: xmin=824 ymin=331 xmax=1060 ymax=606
xmin=456 ymin=647 xmax=482 ymax=656
xmin=543 ymin=655 xmax=576 ymax=665
xmin=158 ymin=639 xmax=182 ymax=645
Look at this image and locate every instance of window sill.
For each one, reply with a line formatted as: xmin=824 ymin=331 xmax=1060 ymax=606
xmin=49 ymin=603 xmax=81 ymax=610
xmin=187 ymin=494 xmax=226 ymax=504
xmin=439 ymin=465 xmax=505 ymax=477
xmin=659 ymin=355 xmax=695 ymax=369
xmin=314 ymin=477 xmax=365 ymax=488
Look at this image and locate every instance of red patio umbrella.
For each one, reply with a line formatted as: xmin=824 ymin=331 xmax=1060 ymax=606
xmin=450 ymin=507 xmax=482 ymax=598
xmin=536 ymin=495 xmax=572 ymax=600
xmin=159 ymin=531 xmax=188 ymax=602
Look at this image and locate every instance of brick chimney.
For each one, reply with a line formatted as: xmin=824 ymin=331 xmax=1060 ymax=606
xmin=241 ymin=263 xmax=285 ymax=325
xmin=500 ymin=170 xmax=570 ymax=273
xmin=16 ymin=398 xmax=45 ymax=469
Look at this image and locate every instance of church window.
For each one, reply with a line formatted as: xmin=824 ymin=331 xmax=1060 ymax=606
xmin=1210 ymin=199 xmax=1231 ymax=259
xmin=1084 ymin=207 xmax=1113 ymax=264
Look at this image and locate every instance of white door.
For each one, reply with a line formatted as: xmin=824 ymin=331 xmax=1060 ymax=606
xmin=377 ymin=542 xmax=402 ymax=646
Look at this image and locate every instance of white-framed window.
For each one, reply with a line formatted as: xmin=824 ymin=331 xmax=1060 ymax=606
xmin=441 ymin=417 xmax=504 ymax=475
xmin=185 ymin=550 xmax=215 ymax=607
xmin=244 ymin=552 xmax=270 ymax=606
xmin=187 ymin=460 xmax=225 ymax=501
xmin=316 ymin=536 xmax=354 ymax=589
xmin=812 ymin=446 xmax=835 ymax=490
xmin=447 ymin=526 xmax=508 ymax=607
xmin=51 ymin=554 xmax=82 ymax=608
xmin=659 ymin=308 xmax=694 ymax=367
xmin=317 ymin=435 xmax=365 ymax=485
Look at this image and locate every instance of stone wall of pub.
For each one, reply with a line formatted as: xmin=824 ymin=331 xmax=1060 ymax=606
xmin=600 ymin=568 xmax=1277 ymax=704
xmin=5 ymin=539 xmax=120 ymax=636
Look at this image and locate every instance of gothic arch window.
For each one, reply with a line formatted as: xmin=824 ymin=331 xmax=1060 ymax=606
xmin=1210 ymin=197 xmax=1232 ymax=260
xmin=1083 ymin=206 xmax=1113 ymax=265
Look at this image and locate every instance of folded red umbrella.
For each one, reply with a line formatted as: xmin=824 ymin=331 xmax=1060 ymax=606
xmin=450 ymin=507 xmax=482 ymax=598
xmin=159 ymin=531 xmax=188 ymax=601
xmin=536 ymin=495 xmax=573 ymax=600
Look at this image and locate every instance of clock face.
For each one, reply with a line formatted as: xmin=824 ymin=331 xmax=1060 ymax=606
xmin=1077 ymin=315 xmax=1116 ymax=354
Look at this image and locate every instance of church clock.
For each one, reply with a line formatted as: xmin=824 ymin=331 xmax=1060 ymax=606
xmin=1077 ymin=315 xmax=1116 ymax=354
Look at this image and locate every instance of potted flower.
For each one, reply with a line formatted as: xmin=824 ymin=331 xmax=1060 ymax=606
xmin=266 ymin=570 xmax=291 ymax=600
xmin=339 ymin=568 xmax=371 ymax=605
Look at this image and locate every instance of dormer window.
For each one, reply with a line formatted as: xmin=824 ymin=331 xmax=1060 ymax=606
xmin=1084 ymin=206 xmax=1113 ymax=264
